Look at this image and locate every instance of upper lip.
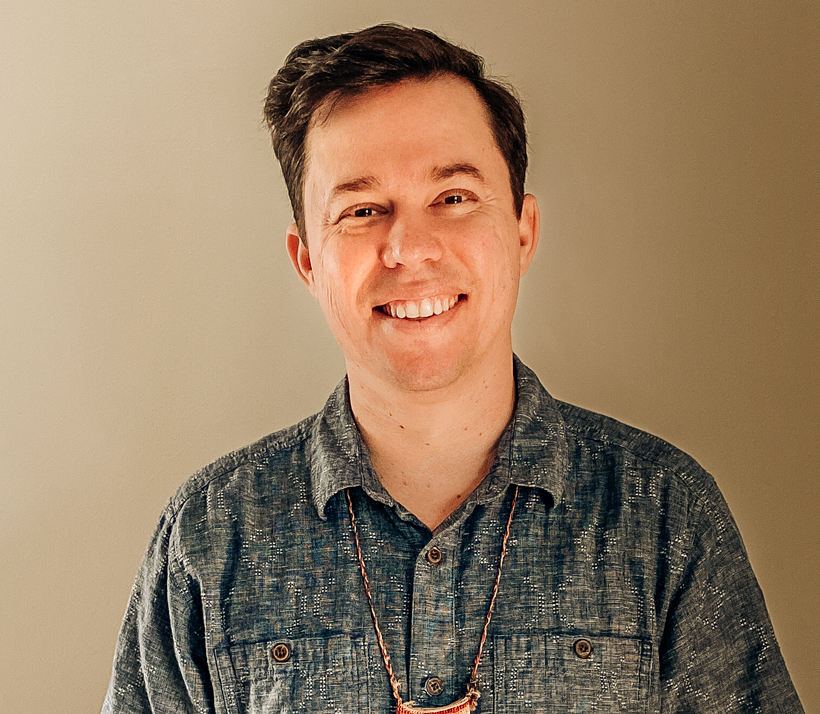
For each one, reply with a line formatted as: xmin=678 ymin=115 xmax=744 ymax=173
xmin=371 ymin=284 xmax=464 ymax=307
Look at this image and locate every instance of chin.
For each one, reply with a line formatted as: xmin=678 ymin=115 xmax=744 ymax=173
xmin=381 ymin=349 xmax=469 ymax=393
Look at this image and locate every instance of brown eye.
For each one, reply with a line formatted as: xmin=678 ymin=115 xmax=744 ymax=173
xmin=443 ymin=195 xmax=463 ymax=205
xmin=353 ymin=207 xmax=374 ymax=218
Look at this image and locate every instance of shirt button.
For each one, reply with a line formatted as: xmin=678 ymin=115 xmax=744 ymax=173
xmin=425 ymin=677 xmax=445 ymax=696
xmin=426 ymin=546 xmax=443 ymax=565
xmin=270 ymin=642 xmax=291 ymax=663
xmin=573 ymin=638 xmax=593 ymax=659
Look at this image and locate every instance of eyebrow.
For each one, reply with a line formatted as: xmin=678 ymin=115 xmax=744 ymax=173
xmin=430 ymin=163 xmax=486 ymax=184
xmin=329 ymin=175 xmax=380 ymax=200
xmin=327 ymin=162 xmax=486 ymax=202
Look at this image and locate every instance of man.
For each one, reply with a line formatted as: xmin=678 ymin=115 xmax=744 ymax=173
xmin=103 ymin=24 xmax=803 ymax=713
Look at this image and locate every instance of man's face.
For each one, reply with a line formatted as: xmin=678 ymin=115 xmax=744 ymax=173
xmin=288 ymin=75 xmax=539 ymax=392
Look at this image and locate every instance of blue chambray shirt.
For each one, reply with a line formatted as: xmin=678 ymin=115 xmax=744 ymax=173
xmin=103 ymin=358 xmax=802 ymax=713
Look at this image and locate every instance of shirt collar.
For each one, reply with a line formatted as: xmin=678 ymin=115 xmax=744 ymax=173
xmin=311 ymin=355 xmax=568 ymax=519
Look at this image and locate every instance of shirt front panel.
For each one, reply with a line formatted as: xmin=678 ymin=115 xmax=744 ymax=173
xmin=192 ymin=458 xmax=658 ymax=713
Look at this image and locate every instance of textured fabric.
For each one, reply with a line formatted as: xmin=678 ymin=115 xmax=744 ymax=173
xmin=103 ymin=358 xmax=803 ymax=713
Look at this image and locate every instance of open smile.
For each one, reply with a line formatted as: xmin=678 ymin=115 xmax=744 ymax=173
xmin=377 ymin=294 xmax=464 ymax=319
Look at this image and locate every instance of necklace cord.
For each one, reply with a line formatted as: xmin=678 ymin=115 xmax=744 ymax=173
xmin=469 ymin=483 xmax=518 ymax=687
xmin=346 ymin=484 xmax=519 ymax=707
xmin=346 ymin=489 xmax=405 ymax=704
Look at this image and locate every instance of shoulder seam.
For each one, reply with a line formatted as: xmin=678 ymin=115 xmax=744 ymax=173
xmin=556 ymin=400 xmax=712 ymax=504
xmin=162 ymin=414 xmax=316 ymax=520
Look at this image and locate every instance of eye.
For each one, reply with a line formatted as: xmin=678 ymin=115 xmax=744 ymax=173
xmin=337 ymin=204 xmax=382 ymax=222
xmin=436 ymin=189 xmax=477 ymax=208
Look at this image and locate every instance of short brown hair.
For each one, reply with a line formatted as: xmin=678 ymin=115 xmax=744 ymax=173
xmin=264 ymin=23 xmax=528 ymax=243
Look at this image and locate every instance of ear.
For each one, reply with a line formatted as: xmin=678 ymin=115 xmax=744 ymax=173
xmin=286 ymin=223 xmax=316 ymax=293
xmin=517 ymin=193 xmax=540 ymax=277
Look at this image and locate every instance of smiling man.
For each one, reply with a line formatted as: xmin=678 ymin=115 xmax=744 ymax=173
xmin=103 ymin=24 xmax=802 ymax=714
xmin=288 ymin=74 xmax=538 ymax=529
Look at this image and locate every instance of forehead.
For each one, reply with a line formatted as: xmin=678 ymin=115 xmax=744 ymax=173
xmin=303 ymin=75 xmax=502 ymax=187
xmin=309 ymin=74 xmax=491 ymax=130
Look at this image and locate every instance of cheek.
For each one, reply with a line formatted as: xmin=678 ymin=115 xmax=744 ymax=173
xmin=452 ymin=219 xmax=521 ymax=283
xmin=311 ymin=247 xmax=368 ymax=316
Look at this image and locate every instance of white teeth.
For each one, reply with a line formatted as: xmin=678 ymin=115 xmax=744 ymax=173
xmin=383 ymin=295 xmax=460 ymax=319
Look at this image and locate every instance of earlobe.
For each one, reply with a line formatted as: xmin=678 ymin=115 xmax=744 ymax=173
xmin=286 ymin=224 xmax=315 ymax=290
xmin=518 ymin=194 xmax=540 ymax=277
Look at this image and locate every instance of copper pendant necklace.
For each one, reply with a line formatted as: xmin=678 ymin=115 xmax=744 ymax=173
xmin=345 ymin=485 xmax=519 ymax=714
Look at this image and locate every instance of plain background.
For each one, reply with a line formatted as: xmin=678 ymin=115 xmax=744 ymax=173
xmin=1 ymin=1 xmax=817 ymax=712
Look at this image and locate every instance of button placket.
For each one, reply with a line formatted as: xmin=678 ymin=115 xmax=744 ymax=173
xmin=409 ymin=538 xmax=456 ymax=704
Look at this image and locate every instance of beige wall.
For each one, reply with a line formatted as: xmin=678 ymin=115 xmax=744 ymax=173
xmin=1 ymin=2 xmax=817 ymax=711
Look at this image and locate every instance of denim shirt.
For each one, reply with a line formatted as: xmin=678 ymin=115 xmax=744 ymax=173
xmin=103 ymin=358 xmax=802 ymax=713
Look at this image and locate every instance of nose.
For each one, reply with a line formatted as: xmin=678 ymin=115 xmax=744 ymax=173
xmin=380 ymin=213 xmax=443 ymax=269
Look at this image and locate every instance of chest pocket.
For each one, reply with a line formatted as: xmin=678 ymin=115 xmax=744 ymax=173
xmin=213 ymin=634 xmax=371 ymax=714
xmin=493 ymin=633 xmax=651 ymax=713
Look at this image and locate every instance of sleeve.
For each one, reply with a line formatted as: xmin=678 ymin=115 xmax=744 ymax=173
xmin=102 ymin=508 xmax=215 ymax=714
xmin=658 ymin=490 xmax=804 ymax=713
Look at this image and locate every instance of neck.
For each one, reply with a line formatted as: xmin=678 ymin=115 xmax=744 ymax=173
xmin=348 ymin=354 xmax=516 ymax=530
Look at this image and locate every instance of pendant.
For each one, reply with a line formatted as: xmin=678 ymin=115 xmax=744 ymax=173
xmin=396 ymin=691 xmax=479 ymax=714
